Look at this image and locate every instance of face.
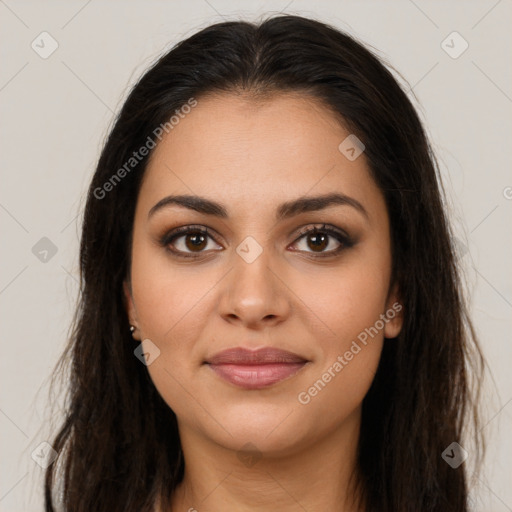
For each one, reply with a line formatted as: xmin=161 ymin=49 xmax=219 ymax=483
xmin=124 ymin=92 xmax=403 ymax=456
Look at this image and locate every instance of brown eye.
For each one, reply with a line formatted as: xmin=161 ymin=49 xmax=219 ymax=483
xmin=291 ymin=224 xmax=353 ymax=257
xmin=161 ymin=226 xmax=223 ymax=258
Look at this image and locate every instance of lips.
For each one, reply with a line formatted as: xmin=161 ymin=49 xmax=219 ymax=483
xmin=204 ymin=347 xmax=309 ymax=389
xmin=206 ymin=347 xmax=307 ymax=365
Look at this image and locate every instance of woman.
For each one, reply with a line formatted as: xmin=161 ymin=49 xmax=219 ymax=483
xmin=45 ymin=14 xmax=485 ymax=512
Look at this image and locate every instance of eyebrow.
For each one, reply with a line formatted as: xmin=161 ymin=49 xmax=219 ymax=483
xmin=148 ymin=192 xmax=369 ymax=222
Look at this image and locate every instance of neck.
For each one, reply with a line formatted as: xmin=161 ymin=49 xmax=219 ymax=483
xmin=168 ymin=407 xmax=365 ymax=512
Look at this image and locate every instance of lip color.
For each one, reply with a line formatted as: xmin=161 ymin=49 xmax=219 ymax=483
xmin=208 ymin=362 xmax=307 ymax=389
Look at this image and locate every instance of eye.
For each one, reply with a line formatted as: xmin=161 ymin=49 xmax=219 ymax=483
xmin=160 ymin=225 xmax=222 ymax=258
xmin=290 ymin=224 xmax=353 ymax=257
xmin=160 ymin=223 xmax=354 ymax=260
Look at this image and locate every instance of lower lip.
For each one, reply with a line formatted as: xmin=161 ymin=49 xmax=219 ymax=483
xmin=207 ymin=362 xmax=307 ymax=389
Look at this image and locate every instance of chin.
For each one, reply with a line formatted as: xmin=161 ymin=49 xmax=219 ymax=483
xmin=202 ymin=403 xmax=315 ymax=456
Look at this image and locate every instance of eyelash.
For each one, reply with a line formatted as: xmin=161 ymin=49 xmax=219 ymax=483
xmin=159 ymin=223 xmax=354 ymax=259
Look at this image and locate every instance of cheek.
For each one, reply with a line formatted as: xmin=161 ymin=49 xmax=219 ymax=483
xmin=130 ymin=258 xmax=213 ymax=414
xmin=291 ymin=252 xmax=390 ymax=408
xmin=296 ymin=252 xmax=392 ymax=350
xmin=130 ymin=239 xmax=215 ymax=339
xmin=129 ymin=246 xmax=214 ymax=391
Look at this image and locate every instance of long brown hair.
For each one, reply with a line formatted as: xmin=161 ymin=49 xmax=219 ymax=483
xmin=44 ymin=14 xmax=485 ymax=511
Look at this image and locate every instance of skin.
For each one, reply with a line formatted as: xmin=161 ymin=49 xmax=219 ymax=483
xmin=124 ymin=92 xmax=403 ymax=512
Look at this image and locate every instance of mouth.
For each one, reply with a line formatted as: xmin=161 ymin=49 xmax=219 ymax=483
xmin=204 ymin=347 xmax=309 ymax=390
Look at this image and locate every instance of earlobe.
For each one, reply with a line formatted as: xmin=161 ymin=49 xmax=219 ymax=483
xmin=123 ymin=280 xmax=139 ymax=335
xmin=383 ymin=302 xmax=404 ymax=339
xmin=384 ymin=282 xmax=404 ymax=339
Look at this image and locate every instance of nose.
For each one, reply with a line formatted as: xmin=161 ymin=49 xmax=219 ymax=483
xmin=217 ymin=246 xmax=291 ymax=329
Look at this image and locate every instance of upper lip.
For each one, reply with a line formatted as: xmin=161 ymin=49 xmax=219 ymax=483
xmin=205 ymin=347 xmax=308 ymax=365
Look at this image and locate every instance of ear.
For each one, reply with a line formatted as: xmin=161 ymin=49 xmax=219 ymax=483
xmin=123 ymin=279 xmax=141 ymax=340
xmin=383 ymin=281 xmax=404 ymax=339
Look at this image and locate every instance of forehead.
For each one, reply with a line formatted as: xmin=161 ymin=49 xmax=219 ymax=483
xmin=138 ymin=92 xmax=385 ymax=221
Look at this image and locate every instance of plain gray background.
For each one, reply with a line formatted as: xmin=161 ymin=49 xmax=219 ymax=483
xmin=1 ymin=1 xmax=511 ymax=510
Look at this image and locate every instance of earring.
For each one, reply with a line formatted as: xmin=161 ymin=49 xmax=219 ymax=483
xmin=130 ymin=325 xmax=135 ymax=333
